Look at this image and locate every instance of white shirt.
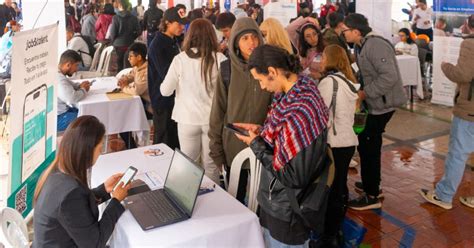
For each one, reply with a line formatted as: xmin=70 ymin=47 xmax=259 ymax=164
xmin=160 ymin=50 xmax=227 ymax=125
xmin=395 ymin=42 xmax=419 ymax=57
xmin=67 ymin=34 xmax=92 ymax=68
xmin=413 ymin=7 xmax=433 ymax=30
xmin=318 ymin=72 xmax=359 ymax=148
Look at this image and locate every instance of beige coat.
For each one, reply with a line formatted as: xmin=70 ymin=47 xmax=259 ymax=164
xmin=441 ymin=36 xmax=474 ymax=122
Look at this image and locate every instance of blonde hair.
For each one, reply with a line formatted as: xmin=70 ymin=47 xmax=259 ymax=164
xmin=260 ymin=18 xmax=293 ymax=54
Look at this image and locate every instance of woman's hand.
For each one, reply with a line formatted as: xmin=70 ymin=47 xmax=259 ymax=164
xmin=233 ymin=123 xmax=261 ymax=146
xmin=104 ymin=173 xmax=123 ymax=193
xmin=111 ymin=182 xmax=131 ymax=202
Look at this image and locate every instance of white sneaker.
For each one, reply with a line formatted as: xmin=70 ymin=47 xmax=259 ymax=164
xmin=419 ymin=189 xmax=452 ymax=210
xmin=459 ymin=196 xmax=474 ymax=209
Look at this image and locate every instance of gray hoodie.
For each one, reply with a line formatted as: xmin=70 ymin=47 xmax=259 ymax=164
xmin=209 ymin=17 xmax=273 ymax=168
xmin=357 ymin=32 xmax=407 ymax=114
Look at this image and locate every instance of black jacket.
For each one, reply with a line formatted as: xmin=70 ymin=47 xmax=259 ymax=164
xmin=250 ymin=131 xmax=329 ymax=244
xmin=147 ymin=32 xmax=180 ymax=111
xmin=33 ymin=171 xmax=125 ymax=248
xmin=109 ymin=11 xmax=140 ymax=47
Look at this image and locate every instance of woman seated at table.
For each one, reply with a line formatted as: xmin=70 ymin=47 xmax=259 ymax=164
xmin=395 ymin=28 xmax=419 ymax=57
xmin=234 ymin=45 xmax=331 ymax=247
xmin=33 ymin=115 xmax=131 ymax=248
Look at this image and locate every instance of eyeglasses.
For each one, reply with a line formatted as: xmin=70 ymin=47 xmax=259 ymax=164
xmin=341 ymin=28 xmax=353 ymax=35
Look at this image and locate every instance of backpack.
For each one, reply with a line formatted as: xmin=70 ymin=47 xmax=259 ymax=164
xmin=75 ymin=34 xmax=96 ymax=66
xmin=145 ymin=8 xmax=164 ymax=33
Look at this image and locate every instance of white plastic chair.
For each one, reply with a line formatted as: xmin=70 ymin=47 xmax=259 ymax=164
xmin=1 ymin=208 xmax=29 ymax=248
xmin=228 ymin=148 xmax=262 ymax=213
xmin=96 ymin=46 xmax=114 ymax=76
xmin=116 ymin=68 xmax=133 ymax=79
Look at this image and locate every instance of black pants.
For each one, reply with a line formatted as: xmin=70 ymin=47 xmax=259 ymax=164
xmin=324 ymin=146 xmax=356 ymax=236
xmin=416 ymin=28 xmax=433 ymax=42
xmin=152 ymin=107 xmax=180 ymax=149
xmin=119 ymin=132 xmax=137 ymax=149
xmin=225 ymin=165 xmax=249 ymax=204
xmin=114 ymin=46 xmax=131 ymax=72
xmin=358 ymin=111 xmax=394 ymax=197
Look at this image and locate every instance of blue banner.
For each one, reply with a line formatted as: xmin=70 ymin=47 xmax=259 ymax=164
xmin=433 ymin=0 xmax=474 ymax=14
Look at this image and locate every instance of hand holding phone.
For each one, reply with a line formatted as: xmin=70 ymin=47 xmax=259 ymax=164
xmin=225 ymin=123 xmax=250 ymax=136
xmin=113 ymin=166 xmax=138 ymax=192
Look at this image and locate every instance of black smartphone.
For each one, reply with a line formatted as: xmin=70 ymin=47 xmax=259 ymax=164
xmin=225 ymin=123 xmax=249 ymax=136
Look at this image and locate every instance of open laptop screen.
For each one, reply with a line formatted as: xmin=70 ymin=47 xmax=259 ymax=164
xmin=164 ymin=149 xmax=204 ymax=217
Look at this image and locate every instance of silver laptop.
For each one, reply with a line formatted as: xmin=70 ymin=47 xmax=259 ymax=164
xmin=124 ymin=149 xmax=204 ymax=231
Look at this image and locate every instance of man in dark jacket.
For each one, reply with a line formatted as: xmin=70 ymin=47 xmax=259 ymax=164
xmin=342 ymin=13 xmax=407 ymax=210
xmin=143 ymin=0 xmax=164 ymax=46
xmin=148 ymin=7 xmax=188 ymax=149
xmin=0 ymin=0 xmax=16 ymax=37
xmin=109 ymin=0 xmax=140 ymax=72
xmin=209 ymin=17 xmax=272 ymax=203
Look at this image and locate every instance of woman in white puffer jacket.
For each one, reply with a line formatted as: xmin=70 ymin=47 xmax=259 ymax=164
xmin=315 ymin=44 xmax=360 ymax=246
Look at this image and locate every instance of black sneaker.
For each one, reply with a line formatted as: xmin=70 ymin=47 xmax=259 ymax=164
xmin=348 ymin=194 xmax=382 ymax=211
xmin=354 ymin=181 xmax=384 ymax=198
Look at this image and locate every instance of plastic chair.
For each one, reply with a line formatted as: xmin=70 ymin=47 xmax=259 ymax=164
xmin=96 ymin=46 xmax=114 ymax=76
xmin=116 ymin=68 xmax=133 ymax=79
xmin=1 ymin=208 xmax=30 ymax=248
xmin=228 ymin=147 xmax=262 ymax=213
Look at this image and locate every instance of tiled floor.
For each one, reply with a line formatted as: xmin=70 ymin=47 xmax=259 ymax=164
xmin=348 ymin=106 xmax=474 ymax=247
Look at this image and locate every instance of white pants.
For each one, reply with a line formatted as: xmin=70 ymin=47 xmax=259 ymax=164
xmin=177 ymin=123 xmax=220 ymax=183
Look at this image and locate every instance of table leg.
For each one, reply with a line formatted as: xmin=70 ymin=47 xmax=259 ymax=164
xmin=410 ymin=86 xmax=414 ymax=103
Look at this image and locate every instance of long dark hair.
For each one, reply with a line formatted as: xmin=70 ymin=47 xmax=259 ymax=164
xmin=183 ymin=18 xmax=219 ymax=96
xmin=299 ymin=24 xmax=324 ymax=57
xmin=399 ymin=28 xmax=414 ymax=44
xmin=34 ymin=116 xmax=105 ymax=203
xmin=249 ymin=44 xmax=302 ymax=77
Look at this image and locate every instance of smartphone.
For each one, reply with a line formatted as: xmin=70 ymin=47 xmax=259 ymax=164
xmin=114 ymin=166 xmax=138 ymax=191
xmin=90 ymin=79 xmax=96 ymax=86
xmin=225 ymin=123 xmax=249 ymax=136
xmin=21 ymin=84 xmax=48 ymax=182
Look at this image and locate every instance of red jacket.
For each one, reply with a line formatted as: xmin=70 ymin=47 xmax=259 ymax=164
xmin=320 ymin=4 xmax=335 ymax=18
xmin=95 ymin=14 xmax=113 ymax=41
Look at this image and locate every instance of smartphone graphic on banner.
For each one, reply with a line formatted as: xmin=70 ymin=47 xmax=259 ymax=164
xmin=21 ymin=84 xmax=48 ymax=182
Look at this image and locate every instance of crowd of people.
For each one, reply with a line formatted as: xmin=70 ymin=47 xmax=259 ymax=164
xmin=0 ymin=0 xmax=469 ymax=247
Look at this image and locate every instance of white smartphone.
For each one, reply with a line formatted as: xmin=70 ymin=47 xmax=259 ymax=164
xmin=113 ymin=166 xmax=138 ymax=191
xmin=22 ymin=84 xmax=48 ymax=182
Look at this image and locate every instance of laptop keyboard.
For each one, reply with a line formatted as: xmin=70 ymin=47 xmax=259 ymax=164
xmin=141 ymin=190 xmax=185 ymax=223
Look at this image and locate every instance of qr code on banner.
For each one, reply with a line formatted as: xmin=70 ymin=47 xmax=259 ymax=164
xmin=15 ymin=185 xmax=27 ymax=214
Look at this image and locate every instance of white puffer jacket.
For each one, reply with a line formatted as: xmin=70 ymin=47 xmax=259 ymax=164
xmin=318 ymin=72 xmax=359 ymax=148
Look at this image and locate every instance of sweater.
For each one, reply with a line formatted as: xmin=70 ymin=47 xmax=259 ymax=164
xmin=121 ymin=62 xmax=151 ymax=112
xmin=109 ymin=11 xmax=140 ymax=47
xmin=57 ymin=72 xmax=86 ymax=115
xmin=148 ymin=32 xmax=180 ymax=111
xmin=209 ymin=17 xmax=273 ymax=167
xmin=160 ymin=49 xmax=226 ymax=125
xmin=318 ymin=72 xmax=359 ymax=148
xmin=395 ymin=42 xmax=419 ymax=57
xmin=81 ymin=14 xmax=97 ymax=42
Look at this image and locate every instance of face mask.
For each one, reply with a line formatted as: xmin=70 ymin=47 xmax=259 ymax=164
xmin=114 ymin=8 xmax=120 ymax=14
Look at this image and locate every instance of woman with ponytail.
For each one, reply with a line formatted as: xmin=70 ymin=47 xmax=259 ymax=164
xmin=234 ymin=44 xmax=330 ymax=247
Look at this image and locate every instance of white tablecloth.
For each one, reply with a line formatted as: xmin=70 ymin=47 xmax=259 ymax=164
xmin=91 ymin=144 xmax=265 ymax=248
xmin=77 ymin=77 xmax=149 ymax=135
xmin=396 ymin=55 xmax=424 ymax=99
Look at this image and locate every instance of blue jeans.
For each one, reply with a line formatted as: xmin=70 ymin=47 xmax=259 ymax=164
xmin=57 ymin=108 xmax=78 ymax=132
xmin=435 ymin=116 xmax=474 ymax=203
xmin=262 ymin=228 xmax=309 ymax=248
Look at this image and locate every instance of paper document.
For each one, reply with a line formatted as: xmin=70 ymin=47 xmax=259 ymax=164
xmin=135 ymin=171 xmax=164 ymax=190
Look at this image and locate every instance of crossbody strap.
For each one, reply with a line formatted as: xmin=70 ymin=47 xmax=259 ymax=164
xmin=329 ymin=77 xmax=338 ymax=136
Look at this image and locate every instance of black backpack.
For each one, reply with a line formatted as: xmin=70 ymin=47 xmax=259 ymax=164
xmin=145 ymin=7 xmax=164 ymax=33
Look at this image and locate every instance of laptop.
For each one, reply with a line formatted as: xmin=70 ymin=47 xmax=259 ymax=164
xmin=124 ymin=149 xmax=205 ymax=231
